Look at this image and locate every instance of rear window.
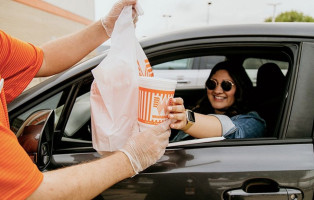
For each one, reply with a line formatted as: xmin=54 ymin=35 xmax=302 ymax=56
xmin=243 ymin=58 xmax=289 ymax=86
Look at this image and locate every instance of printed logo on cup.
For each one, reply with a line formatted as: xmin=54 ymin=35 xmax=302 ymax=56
xmin=137 ymin=59 xmax=154 ymax=77
xmin=138 ymin=87 xmax=174 ymax=125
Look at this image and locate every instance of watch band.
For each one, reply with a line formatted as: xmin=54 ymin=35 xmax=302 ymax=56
xmin=182 ymin=121 xmax=194 ymax=131
xmin=182 ymin=109 xmax=195 ymax=131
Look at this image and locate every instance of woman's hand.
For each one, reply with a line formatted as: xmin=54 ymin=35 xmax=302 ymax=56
xmin=167 ymin=97 xmax=187 ymax=130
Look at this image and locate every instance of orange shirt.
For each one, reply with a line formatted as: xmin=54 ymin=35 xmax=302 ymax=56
xmin=0 ymin=30 xmax=43 ymax=199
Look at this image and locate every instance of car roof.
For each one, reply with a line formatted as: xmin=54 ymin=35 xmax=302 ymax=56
xmin=140 ymin=23 xmax=314 ymax=48
xmin=8 ymin=23 xmax=314 ymax=111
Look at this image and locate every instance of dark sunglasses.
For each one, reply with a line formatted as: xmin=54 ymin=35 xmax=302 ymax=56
xmin=206 ymin=79 xmax=235 ymax=92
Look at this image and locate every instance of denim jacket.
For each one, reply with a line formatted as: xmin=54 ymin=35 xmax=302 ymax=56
xmin=171 ymin=111 xmax=266 ymax=142
xmin=215 ymin=111 xmax=266 ymax=139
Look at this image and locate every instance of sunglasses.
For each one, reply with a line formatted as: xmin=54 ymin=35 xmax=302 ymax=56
xmin=206 ymin=79 xmax=235 ymax=92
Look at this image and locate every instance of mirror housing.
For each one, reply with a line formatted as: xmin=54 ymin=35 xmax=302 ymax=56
xmin=17 ymin=110 xmax=54 ymax=171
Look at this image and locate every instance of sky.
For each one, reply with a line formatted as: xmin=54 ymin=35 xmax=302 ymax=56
xmin=95 ymin=0 xmax=314 ymax=39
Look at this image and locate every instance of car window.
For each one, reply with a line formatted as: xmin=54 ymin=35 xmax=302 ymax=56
xmin=153 ymin=58 xmax=193 ymax=70
xmin=24 ymin=46 xmax=293 ymax=148
xmin=243 ymin=58 xmax=289 ymax=86
xmin=199 ymin=55 xmax=226 ymax=69
xmin=63 ymin=92 xmax=91 ymax=141
xmin=10 ymin=92 xmax=63 ymax=134
xmin=243 ymin=58 xmax=289 ymax=71
xmin=59 ymin=79 xmax=93 ymax=142
xmin=160 ymin=46 xmax=293 ymax=142
xmin=152 ymin=56 xmax=226 ymax=89
xmin=153 ymin=56 xmax=226 ymax=70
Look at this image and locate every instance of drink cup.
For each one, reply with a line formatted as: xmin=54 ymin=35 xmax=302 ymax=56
xmin=138 ymin=77 xmax=177 ymax=131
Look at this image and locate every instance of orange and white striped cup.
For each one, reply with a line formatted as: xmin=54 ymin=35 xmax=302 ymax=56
xmin=138 ymin=77 xmax=177 ymax=131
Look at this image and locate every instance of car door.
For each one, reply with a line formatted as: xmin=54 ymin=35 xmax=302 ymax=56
xmin=47 ymin=41 xmax=313 ymax=200
xmin=51 ymin=43 xmax=314 ymax=200
xmin=94 ymin=41 xmax=314 ymax=200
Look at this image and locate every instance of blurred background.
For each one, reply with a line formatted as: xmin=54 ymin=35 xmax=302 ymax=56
xmin=96 ymin=0 xmax=314 ymax=39
xmin=1 ymin=0 xmax=314 ymax=87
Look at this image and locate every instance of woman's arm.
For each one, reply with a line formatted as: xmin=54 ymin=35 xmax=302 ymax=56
xmin=168 ymin=98 xmax=266 ymax=139
xmin=168 ymin=97 xmax=222 ymax=138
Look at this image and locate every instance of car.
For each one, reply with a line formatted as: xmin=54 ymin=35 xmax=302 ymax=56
xmin=153 ymin=55 xmax=225 ymax=89
xmin=153 ymin=54 xmax=288 ymax=89
xmin=9 ymin=23 xmax=314 ymax=199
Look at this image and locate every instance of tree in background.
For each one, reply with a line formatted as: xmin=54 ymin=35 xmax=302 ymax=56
xmin=265 ymin=10 xmax=314 ymax=22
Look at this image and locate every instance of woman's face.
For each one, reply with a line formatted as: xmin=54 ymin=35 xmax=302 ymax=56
xmin=207 ymin=69 xmax=236 ymax=114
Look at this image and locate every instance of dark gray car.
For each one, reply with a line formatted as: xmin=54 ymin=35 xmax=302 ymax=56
xmin=9 ymin=23 xmax=314 ymax=199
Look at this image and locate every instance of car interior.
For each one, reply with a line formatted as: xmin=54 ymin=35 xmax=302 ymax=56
xmin=10 ymin=45 xmax=293 ymax=152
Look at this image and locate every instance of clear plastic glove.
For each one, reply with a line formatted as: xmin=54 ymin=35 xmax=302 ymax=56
xmin=120 ymin=120 xmax=171 ymax=175
xmin=101 ymin=0 xmax=139 ymax=37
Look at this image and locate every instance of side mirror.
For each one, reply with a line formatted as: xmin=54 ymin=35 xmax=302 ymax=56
xmin=17 ymin=110 xmax=54 ymax=171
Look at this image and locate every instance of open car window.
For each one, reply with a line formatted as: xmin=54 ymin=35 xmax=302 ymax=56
xmin=153 ymin=45 xmax=292 ymax=143
xmin=15 ymin=44 xmax=293 ymax=149
xmin=62 ymin=45 xmax=292 ymax=148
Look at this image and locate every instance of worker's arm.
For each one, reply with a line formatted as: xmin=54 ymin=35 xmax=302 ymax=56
xmin=36 ymin=0 xmax=137 ymax=77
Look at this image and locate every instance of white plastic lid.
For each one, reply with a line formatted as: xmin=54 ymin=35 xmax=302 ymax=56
xmin=139 ymin=76 xmax=177 ymax=91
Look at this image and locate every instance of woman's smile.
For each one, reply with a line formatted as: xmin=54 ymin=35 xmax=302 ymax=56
xmin=207 ymin=70 xmax=236 ymax=114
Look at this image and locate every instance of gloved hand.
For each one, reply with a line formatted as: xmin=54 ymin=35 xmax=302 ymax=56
xmin=101 ymin=0 xmax=139 ymax=37
xmin=120 ymin=120 xmax=171 ymax=175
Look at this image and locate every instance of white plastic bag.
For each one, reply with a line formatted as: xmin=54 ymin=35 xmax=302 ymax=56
xmin=90 ymin=6 xmax=152 ymax=153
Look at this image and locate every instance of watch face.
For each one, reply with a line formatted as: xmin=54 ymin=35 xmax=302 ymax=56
xmin=187 ymin=110 xmax=195 ymax=123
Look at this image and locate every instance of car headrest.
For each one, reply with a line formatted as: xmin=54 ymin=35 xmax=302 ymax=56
xmin=257 ymin=63 xmax=285 ymax=94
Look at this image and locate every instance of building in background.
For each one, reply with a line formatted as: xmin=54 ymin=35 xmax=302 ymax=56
xmin=0 ymin=0 xmax=98 ymax=88
xmin=1 ymin=0 xmax=94 ymax=45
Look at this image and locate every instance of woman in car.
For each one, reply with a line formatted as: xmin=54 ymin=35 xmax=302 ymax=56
xmin=168 ymin=61 xmax=266 ymax=140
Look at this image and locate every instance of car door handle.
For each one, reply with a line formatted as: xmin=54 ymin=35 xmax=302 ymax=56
xmin=224 ymin=178 xmax=302 ymax=200
xmin=177 ymin=80 xmax=191 ymax=84
xmin=224 ymin=188 xmax=302 ymax=200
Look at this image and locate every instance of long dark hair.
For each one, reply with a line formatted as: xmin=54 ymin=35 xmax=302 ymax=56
xmin=192 ymin=61 xmax=253 ymax=117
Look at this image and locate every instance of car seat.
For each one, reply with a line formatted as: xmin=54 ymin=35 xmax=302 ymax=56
xmin=256 ymin=63 xmax=286 ymax=137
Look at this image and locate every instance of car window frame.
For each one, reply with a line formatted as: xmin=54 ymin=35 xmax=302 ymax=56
xmin=10 ymin=40 xmax=313 ymax=153
xmin=58 ymin=41 xmax=306 ymax=149
xmin=145 ymin=41 xmax=302 ymax=142
xmin=60 ymin=77 xmax=94 ymax=140
xmin=284 ymin=42 xmax=314 ymax=139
